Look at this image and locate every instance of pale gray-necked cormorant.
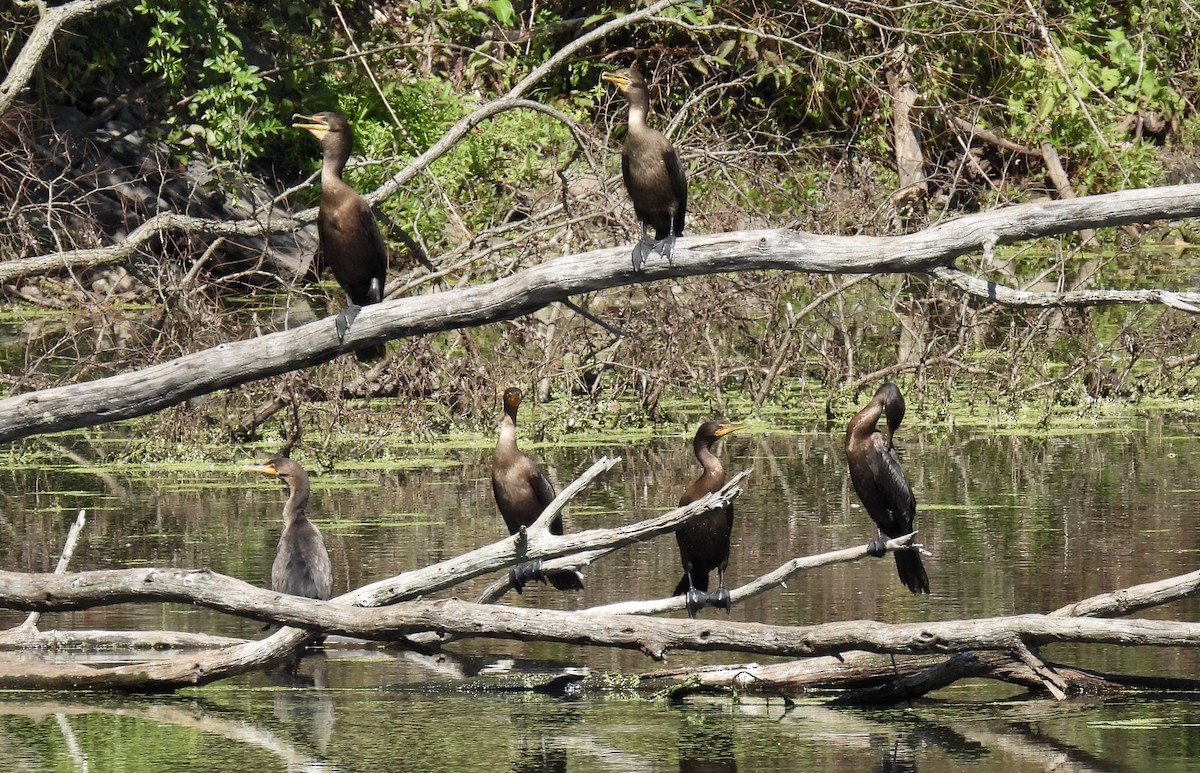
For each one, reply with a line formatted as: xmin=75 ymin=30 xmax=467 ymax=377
xmin=675 ymin=420 xmax=745 ymax=618
xmin=845 ymin=383 xmax=929 ymax=594
xmin=244 ymin=457 xmax=333 ymax=602
xmin=492 ymin=387 xmax=584 ymax=593
xmin=602 ymin=65 xmax=688 ymax=271
xmin=293 ymin=111 xmax=387 ymax=361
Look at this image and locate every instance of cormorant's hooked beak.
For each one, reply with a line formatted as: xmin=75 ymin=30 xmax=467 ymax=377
xmin=601 ymin=71 xmax=632 ymax=91
xmin=291 ymin=113 xmax=330 ymax=138
xmin=714 ymin=422 xmax=747 ymax=439
xmin=242 ymin=462 xmax=280 ymax=477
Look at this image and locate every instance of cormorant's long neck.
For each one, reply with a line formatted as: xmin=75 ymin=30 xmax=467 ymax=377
xmin=626 ymin=88 xmax=651 ymax=133
xmin=847 ymin=399 xmax=884 ymax=443
xmin=321 ymin=138 xmax=351 ymax=187
xmin=496 ymin=408 xmax=519 ymax=459
xmin=284 ymin=480 xmax=310 ymax=525
xmin=694 ymin=437 xmax=724 ymax=482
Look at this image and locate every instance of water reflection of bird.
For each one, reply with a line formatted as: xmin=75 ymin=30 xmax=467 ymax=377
xmin=602 ymin=65 xmax=688 ymax=271
xmin=491 ymin=387 xmax=584 ymax=593
xmin=674 ymin=420 xmax=745 ymax=618
xmin=244 ymin=458 xmax=333 ymax=602
xmin=293 ymin=110 xmax=387 ymax=361
xmin=845 ymin=383 xmax=929 ymax=594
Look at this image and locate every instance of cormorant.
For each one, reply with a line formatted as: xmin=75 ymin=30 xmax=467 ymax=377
xmin=675 ymin=420 xmax=745 ymax=618
xmin=243 ymin=457 xmax=333 ymax=602
xmin=602 ymin=65 xmax=688 ymax=271
xmin=293 ymin=111 xmax=387 ymax=361
xmin=844 ymin=383 xmax=930 ymax=594
xmin=491 ymin=387 xmax=584 ymax=593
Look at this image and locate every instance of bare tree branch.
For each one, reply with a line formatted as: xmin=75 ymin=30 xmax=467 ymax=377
xmin=1 ymin=183 xmax=1197 ymax=444
xmin=0 ymin=0 xmax=129 ymax=114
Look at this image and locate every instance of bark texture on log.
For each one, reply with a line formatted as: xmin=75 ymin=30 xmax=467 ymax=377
xmin=1 ymin=184 xmax=1199 ymax=445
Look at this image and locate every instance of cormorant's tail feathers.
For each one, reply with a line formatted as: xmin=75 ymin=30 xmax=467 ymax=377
xmin=894 ymin=550 xmax=930 ymax=595
xmin=546 ymin=569 xmax=585 ymax=592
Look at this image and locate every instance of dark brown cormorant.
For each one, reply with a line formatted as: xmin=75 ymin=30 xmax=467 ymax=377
xmin=244 ymin=458 xmax=333 ymax=602
xmin=674 ymin=420 xmax=745 ymax=618
xmin=491 ymin=387 xmax=584 ymax=593
xmin=293 ymin=111 xmax=387 ymax=361
xmin=602 ymin=65 xmax=688 ymax=271
xmin=845 ymin=383 xmax=930 ymax=594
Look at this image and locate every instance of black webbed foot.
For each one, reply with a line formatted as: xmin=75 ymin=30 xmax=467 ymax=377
xmin=631 ymin=239 xmax=655 ymax=271
xmin=336 ymin=303 xmax=363 ymax=343
xmin=684 ymin=587 xmax=707 ymax=619
xmin=867 ymin=536 xmax=888 ymax=558
xmin=654 ymin=234 xmax=677 ymax=263
xmin=708 ymin=587 xmax=732 ymax=614
xmin=510 ymin=559 xmax=544 ymax=594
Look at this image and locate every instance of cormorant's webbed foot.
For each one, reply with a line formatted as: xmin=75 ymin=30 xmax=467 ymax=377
xmin=631 ymin=239 xmax=654 ymax=271
xmin=510 ymin=559 xmax=544 ymax=594
xmin=867 ymin=535 xmax=888 ymax=558
xmin=654 ymin=234 xmax=677 ymax=263
xmin=708 ymin=586 xmax=732 ymax=614
xmin=684 ymin=587 xmax=707 ymax=619
xmin=335 ymin=303 xmax=363 ymax=343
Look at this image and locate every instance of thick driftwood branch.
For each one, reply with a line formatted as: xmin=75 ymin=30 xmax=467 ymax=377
xmin=646 ymin=569 xmax=1200 ymax=700
xmin=7 ymin=582 xmax=1200 ymax=668
xmin=0 ymin=0 xmax=128 ymax=114
xmin=0 ymin=629 xmax=246 ymax=650
xmin=1 ymin=567 xmax=1197 ymax=693
xmin=2 ymin=184 xmax=1198 ymax=445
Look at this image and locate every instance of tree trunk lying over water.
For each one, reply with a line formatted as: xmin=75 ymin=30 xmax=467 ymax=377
xmin=1 ymin=455 xmax=1197 ymax=699
xmin=0 ymin=184 xmax=1197 ymax=445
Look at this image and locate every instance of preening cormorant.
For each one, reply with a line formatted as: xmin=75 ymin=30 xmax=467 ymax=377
xmin=491 ymin=387 xmax=584 ymax=593
xmin=602 ymin=65 xmax=688 ymax=271
xmin=675 ymin=420 xmax=745 ymax=618
xmin=293 ymin=111 xmax=387 ymax=361
xmin=243 ymin=457 xmax=334 ymax=602
xmin=844 ymin=383 xmax=930 ymax=594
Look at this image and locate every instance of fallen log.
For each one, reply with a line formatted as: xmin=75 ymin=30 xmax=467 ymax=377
xmin=640 ymin=568 xmax=1200 ymax=702
xmin=1 ymin=184 xmax=1199 ymax=445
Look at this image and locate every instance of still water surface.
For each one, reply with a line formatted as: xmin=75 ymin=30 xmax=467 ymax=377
xmin=1 ymin=406 xmax=1199 ymax=771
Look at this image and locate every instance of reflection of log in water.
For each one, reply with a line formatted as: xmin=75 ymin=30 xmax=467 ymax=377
xmin=780 ymin=702 xmax=1128 ymax=773
xmin=0 ymin=698 xmax=335 ymax=772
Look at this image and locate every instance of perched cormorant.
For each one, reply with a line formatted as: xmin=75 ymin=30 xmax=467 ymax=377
xmin=602 ymin=65 xmax=688 ymax=271
xmin=244 ymin=458 xmax=333 ymax=602
xmin=675 ymin=420 xmax=745 ymax=618
xmin=491 ymin=387 xmax=584 ymax=593
xmin=844 ymin=383 xmax=930 ymax=594
xmin=293 ymin=111 xmax=387 ymax=361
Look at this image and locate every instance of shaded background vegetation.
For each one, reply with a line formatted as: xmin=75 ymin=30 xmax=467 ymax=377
xmin=1 ymin=0 xmax=1198 ymax=458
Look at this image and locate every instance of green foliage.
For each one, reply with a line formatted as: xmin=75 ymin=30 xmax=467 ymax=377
xmin=133 ymin=0 xmax=280 ymax=161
